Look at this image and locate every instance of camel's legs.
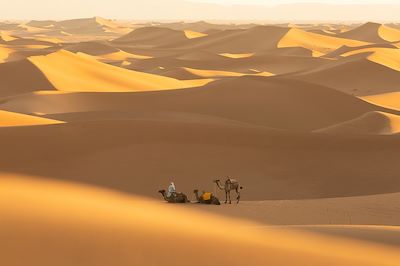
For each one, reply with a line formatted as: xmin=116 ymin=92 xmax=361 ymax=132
xmin=225 ymin=191 xmax=228 ymax=204
xmin=236 ymin=188 xmax=241 ymax=204
xmin=228 ymin=191 xmax=232 ymax=204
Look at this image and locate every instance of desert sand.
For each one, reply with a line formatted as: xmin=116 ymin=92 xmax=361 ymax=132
xmin=1 ymin=18 xmax=400 ymax=265
xmin=2 ymin=175 xmax=400 ymax=266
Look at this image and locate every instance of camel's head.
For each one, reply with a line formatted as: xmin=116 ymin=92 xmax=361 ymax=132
xmin=158 ymin=189 xmax=165 ymax=194
xmin=213 ymin=179 xmax=220 ymax=183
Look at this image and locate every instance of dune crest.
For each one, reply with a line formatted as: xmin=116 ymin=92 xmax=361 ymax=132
xmin=183 ymin=67 xmax=274 ymax=78
xmin=314 ymin=111 xmax=400 ymax=135
xmin=28 ymin=50 xmax=212 ymax=92
xmin=341 ymin=47 xmax=400 ymax=72
xmin=278 ymin=28 xmax=369 ymax=56
xmin=338 ymin=22 xmax=400 ymax=43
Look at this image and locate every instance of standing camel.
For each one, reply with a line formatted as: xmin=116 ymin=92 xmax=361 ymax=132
xmin=213 ymin=178 xmax=243 ymax=204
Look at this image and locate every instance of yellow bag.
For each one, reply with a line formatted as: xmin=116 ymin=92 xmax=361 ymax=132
xmin=202 ymin=192 xmax=212 ymax=201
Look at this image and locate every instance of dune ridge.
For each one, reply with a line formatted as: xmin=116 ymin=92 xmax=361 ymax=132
xmin=314 ymin=111 xmax=400 ymax=135
xmin=362 ymin=92 xmax=400 ymax=111
xmin=28 ymin=50 xmax=212 ymax=92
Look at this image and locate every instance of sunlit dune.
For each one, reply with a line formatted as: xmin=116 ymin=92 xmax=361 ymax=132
xmin=361 ymin=92 xmax=400 ymax=111
xmin=314 ymin=111 xmax=400 ymax=135
xmin=183 ymin=67 xmax=274 ymax=78
xmin=338 ymin=22 xmax=400 ymax=43
xmin=278 ymin=28 xmax=369 ymax=56
xmin=0 ymin=46 xmax=14 ymax=62
xmin=219 ymin=53 xmax=254 ymax=58
xmin=0 ymin=110 xmax=64 ymax=127
xmin=0 ymin=31 xmax=18 ymax=42
xmin=95 ymin=50 xmax=152 ymax=61
xmin=28 ymin=50 xmax=212 ymax=92
xmin=1 ymin=175 xmax=400 ymax=266
xmin=341 ymin=47 xmax=400 ymax=71
xmin=184 ymin=30 xmax=208 ymax=39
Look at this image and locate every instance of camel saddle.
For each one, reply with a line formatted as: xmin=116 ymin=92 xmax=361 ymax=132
xmin=201 ymin=192 xmax=212 ymax=201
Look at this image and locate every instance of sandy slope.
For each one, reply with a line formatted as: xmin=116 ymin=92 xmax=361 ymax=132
xmin=0 ymin=117 xmax=400 ymax=200
xmin=0 ymin=76 xmax=386 ymax=130
xmin=278 ymin=28 xmax=368 ymax=56
xmin=182 ymin=67 xmax=274 ymax=78
xmin=338 ymin=22 xmax=400 ymax=43
xmin=362 ymin=92 xmax=400 ymax=111
xmin=292 ymin=55 xmax=400 ymax=95
xmin=314 ymin=111 xmax=400 ymax=135
xmin=114 ymin=27 xmax=189 ymax=47
xmin=28 ymin=50 xmax=212 ymax=92
xmin=292 ymin=225 xmax=400 ymax=248
xmin=198 ymin=193 xmax=400 ymax=226
xmin=171 ymin=25 xmax=290 ymax=53
xmin=0 ymin=110 xmax=64 ymax=127
xmin=0 ymin=59 xmax=55 ymax=97
xmin=341 ymin=47 xmax=400 ymax=71
xmin=0 ymin=45 xmax=14 ymax=62
xmin=1 ymin=175 xmax=400 ymax=266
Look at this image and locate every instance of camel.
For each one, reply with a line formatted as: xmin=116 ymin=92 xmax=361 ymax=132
xmin=193 ymin=189 xmax=221 ymax=205
xmin=158 ymin=189 xmax=189 ymax=203
xmin=213 ymin=178 xmax=243 ymax=204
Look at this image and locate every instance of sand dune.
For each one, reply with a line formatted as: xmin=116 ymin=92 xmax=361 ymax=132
xmin=341 ymin=47 xmax=400 ymax=71
xmin=292 ymin=55 xmax=400 ymax=95
xmin=338 ymin=22 xmax=400 ymax=43
xmin=28 ymin=50 xmax=212 ymax=92
xmin=2 ymin=176 xmax=400 ymax=266
xmin=184 ymin=30 xmax=208 ymax=39
xmin=0 ymin=59 xmax=55 ymax=97
xmin=362 ymin=92 xmax=400 ymax=111
xmin=1 ymin=84 xmax=400 ymax=200
xmin=182 ymin=67 xmax=274 ymax=78
xmin=314 ymin=111 xmax=400 ymax=135
xmin=173 ymin=25 xmax=290 ymax=53
xmin=0 ymin=31 xmax=18 ymax=42
xmin=278 ymin=28 xmax=368 ymax=56
xmin=63 ymin=41 xmax=152 ymax=61
xmin=0 ymin=110 xmax=64 ymax=127
xmin=113 ymin=27 xmax=189 ymax=47
xmin=219 ymin=53 xmax=254 ymax=58
xmin=0 ymin=76 xmax=383 ymax=130
xmin=0 ymin=45 xmax=14 ymax=62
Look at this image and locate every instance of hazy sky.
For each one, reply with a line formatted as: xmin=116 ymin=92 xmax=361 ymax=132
xmin=190 ymin=0 xmax=400 ymax=4
xmin=1 ymin=0 xmax=400 ymax=21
